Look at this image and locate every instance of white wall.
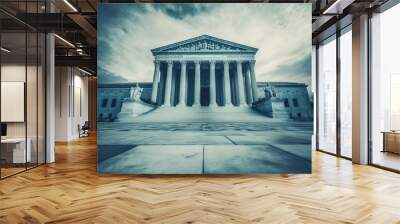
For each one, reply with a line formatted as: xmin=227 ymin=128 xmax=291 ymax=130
xmin=55 ymin=67 xmax=89 ymax=141
xmin=1 ymin=64 xmax=26 ymax=139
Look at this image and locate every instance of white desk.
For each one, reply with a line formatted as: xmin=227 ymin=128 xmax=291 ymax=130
xmin=1 ymin=138 xmax=31 ymax=163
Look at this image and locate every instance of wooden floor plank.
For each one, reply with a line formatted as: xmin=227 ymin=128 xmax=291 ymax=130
xmin=0 ymin=135 xmax=400 ymax=224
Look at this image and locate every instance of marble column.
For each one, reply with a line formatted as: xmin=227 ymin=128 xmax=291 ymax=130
xmin=163 ymin=61 xmax=173 ymax=106
xmin=209 ymin=60 xmax=217 ymax=107
xmin=151 ymin=60 xmax=160 ymax=104
xmin=177 ymin=61 xmax=187 ymax=106
xmin=157 ymin=68 xmax=166 ymax=105
xmin=223 ymin=61 xmax=232 ymax=106
xmin=249 ymin=60 xmax=259 ymax=102
xmin=236 ymin=61 xmax=246 ymax=106
xmin=170 ymin=69 xmax=177 ymax=106
xmin=245 ymin=66 xmax=253 ymax=105
xmin=193 ymin=61 xmax=201 ymax=106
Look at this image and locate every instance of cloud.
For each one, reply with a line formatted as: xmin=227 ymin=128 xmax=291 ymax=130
xmin=98 ymin=3 xmax=311 ymax=85
xmin=97 ymin=67 xmax=128 ymax=84
xmin=153 ymin=4 xmax=215 ymax=20
xmin=261 ymin=53 xmax=312 ymax=84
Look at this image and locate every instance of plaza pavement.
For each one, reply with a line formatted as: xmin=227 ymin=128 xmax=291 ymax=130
xmin=98 ymin=121 xmax=312 ymax=174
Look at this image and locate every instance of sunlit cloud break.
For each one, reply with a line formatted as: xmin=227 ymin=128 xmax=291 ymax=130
xmin=98 ymin=3 xmax=311 ymax=86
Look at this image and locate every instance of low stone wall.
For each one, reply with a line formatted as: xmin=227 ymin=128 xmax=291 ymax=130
xmin=253 ymin=98 xmax=273 ymax=117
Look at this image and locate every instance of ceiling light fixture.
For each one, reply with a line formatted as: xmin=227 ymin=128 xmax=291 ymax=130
xmin=78 ymin=67 xmax=93 ymax=76
xmin=63 ymin=0 xmax=78 ymax=12
xmin=54 ymin=34 xmax=75 ymax=48
xmin=76 ymin=48 xmax=84 ymax=55
xmin=1 ymin=47 xmax=11 ymax=53
xmin=322 ymin=0 xmax=354 ymax=15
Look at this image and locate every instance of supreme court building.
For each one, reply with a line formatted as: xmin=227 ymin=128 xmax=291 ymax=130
xmin=150 ymin=35 xmax=259 ymax=107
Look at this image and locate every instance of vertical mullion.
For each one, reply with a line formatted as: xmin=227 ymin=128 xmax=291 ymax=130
xmin=25 ymin=0 xmax=28 ymax=171
xmin=0 ymin=21 xmax=2 ymax=179
xmin=44 ymin=0 xmax=48 ymax=164
xmin=336 ymin=29 xmax=341 ymax=157
xmin=36 ymin=0 xmax=39 ymax=167
xmin=316 ymin=45 xmax=320 ymax=150
xmin=367 ymin=11 xmax=373 ymax=165
xmin=44 ymin=30 xmax=47 ymax=164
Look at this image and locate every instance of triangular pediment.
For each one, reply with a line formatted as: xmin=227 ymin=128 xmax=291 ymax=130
xmin=151 ymin=35 xmax=257 ymax=54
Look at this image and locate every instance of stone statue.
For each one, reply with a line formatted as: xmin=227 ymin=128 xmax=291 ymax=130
xmin=263 ymin=86 xmax=275 ymax=100
xmin=129 ymin=83 xmax=143 ymax=102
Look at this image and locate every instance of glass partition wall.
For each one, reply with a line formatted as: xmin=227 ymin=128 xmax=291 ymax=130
xmin=317 ymin=35 xmax=337 ymax=155
xmin=339 ymin=27 xmax=352 ymax=159
xmin=0 ymin=2 xmax=46 ymax=179
xmin=316 ymin=26 xmax=353 ymax=159
xmin=370 ymin=3 xmax=400 ymax=171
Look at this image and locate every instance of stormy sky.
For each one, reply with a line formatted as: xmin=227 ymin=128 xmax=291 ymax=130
xmin=98 ymin=3 xmax=311 ymax=85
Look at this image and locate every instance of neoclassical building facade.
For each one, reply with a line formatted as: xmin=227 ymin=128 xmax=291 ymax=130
xmin=150 ymin=35 xmax=259 ymax=107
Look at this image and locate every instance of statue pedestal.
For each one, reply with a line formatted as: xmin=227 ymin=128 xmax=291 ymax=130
xmin=117 ymin=98 xmax=155 ymax=121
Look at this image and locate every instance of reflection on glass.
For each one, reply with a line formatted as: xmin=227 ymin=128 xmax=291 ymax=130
xmin=318 ymin=36 xmax=337 ymax=154
xmin=27 ymin=31 xmax=38 ymax=169
xmin=340 ymin=29 xmax=352 ymax=158
xmin=371 ymin=3 xmax=400 ymax=171
xmin=1 ymin=32 xmax=28 ymax=177
xmin=38 ymin=33 xmax=46 ymax=165
xmin=0 ymin=0 xmax=47 ymax=178
xmin=390 ymin=75 xmax=400 ymax=129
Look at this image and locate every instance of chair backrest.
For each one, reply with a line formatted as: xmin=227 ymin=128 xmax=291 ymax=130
xmin=82 ymin=121 xmax=90 ymax=129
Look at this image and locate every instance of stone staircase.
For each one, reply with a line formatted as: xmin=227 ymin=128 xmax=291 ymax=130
xmin=128 ymin=105 xmax=278 ymax=122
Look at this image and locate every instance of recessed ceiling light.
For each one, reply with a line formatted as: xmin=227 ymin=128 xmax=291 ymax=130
xmin=63 ymin=0 xmax=78 ymax=12
xmin=322 ymin=0 xmax=354 ymax=15
xmin=1 ymin=47 xmax=11 ymax=53
xmin=78 ymin=67 xmax=93 ymax=76
xmin=54 ymin=34 xmax=75 ymax=48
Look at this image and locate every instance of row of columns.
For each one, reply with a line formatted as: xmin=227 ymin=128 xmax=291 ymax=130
xmin=151 ymin=60 xmax=259 ymax=107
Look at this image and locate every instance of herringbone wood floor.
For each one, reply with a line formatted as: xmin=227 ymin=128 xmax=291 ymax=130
xmin=1 ymin=135 xmax=400 ymax=224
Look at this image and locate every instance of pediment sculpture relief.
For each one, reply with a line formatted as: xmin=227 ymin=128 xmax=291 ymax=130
xmin=168 ymin=39 xmax=242 ymax=52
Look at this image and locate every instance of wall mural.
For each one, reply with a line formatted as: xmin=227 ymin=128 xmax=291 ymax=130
xmin=97 ymin=3 xmax=313 ymax=174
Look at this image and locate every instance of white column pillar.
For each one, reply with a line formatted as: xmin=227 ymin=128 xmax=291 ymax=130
xmin=44 ymin=0 xmax=56 ymax=163
xmin=209 ymin=60 xmax=217 ymax=107
xmin=236 ymin=61 xmax=246 ymax=106
xmin=178 ymin=61 xmax=187 ymax=106
xmin=352 ymin=14 xmax=369 ymax=164
xmin=245 ymin=66 xmax=253 ymax=105
xmin=163 ymin=61 xmax=173 ymax=106
xmin=249 ymin=60 xmax=259 ymax=102
xmin=151 ymin=60 xmax=160 ymax=104
xmin=223 ymin=61 xmax=232 ymax=106
xmin=193 ymin=61 xmax=201 ymax=106
xmin=46 ymin=31 xmax=55 ymax=163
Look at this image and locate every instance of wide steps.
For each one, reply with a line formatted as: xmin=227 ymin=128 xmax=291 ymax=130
xmin=127 ymin=105 xmax=275 ymax=122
